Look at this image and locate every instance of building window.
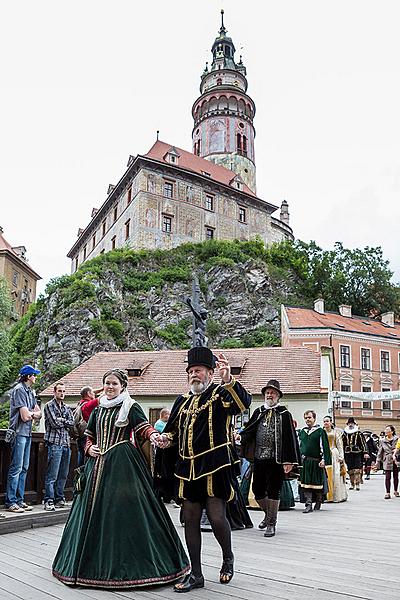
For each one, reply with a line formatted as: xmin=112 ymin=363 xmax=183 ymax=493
xmin=113 ymin=206 xmax=118 ymax=222
xmin=127 ymin=186 xmax=132 ymax=204
xmin=361 ymin=348 xmax=371 ymax=370
xmin=83 ymin=245 xmax=87 ymax=260
xmin=242 ymin=135 xmax=247 ymax=156
xmin=205 ymin=227 xmax=214 ymax=240
xmin=12 ymin=271 xmax=19 ymax=287
xmin=239 ymin=207 xmax=246 ymax=223
xmin=341 ymin=400 xmax=351 ymax=408
xmin=340 ymin=384 xmax=351 ymax=392
xmin=163 ymin=181 xmax=174 ymax=198
xmin=380 ymin=351 xmax=390 ymax=373
xmin=111 ymin=236 xmax=116 ymax=250
xmin=362 ymin=386 xmax=372 ymax=393
xmin=186 ymin=186 xmax=194 ymax=202
xmin=125 ymin=219 xmax=130 ymax=240
xmin=74 ymin=257 xmax=78 ymax=271
xmin=340 ymin=345 xmax=351 ymax=368
xmin=382 ymin=399 xmax=392 ymax=410
xmin=92 ymin=233 xmax=96 ymax=250
xmin=194 ymin=140 xmax=201 ymax=156
xmin=205 ymin=194 xmax=214 ymax=211
xmin=362 ymin=401 xmax=372 ymax=409
xmin=162 ymin=215 xmax=172 ymax=233
xmin=102 ymin=219 xmax=106 ymax=237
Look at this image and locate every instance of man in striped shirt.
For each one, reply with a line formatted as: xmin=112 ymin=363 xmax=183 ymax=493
xmin=43 ymin=383 xmax=74 ymax=511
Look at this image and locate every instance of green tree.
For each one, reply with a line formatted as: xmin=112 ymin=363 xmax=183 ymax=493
xmin=267 ymin=240 xmax=400 ymax=317
xmin=0 ymin=277 xmax=14 ymax=392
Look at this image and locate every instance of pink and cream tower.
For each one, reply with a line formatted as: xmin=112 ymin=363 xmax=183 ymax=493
xmin=192 ymin=10 xmax=257 ymax=194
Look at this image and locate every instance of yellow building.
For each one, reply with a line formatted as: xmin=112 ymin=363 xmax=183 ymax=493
xmin=0 ymin=226 xmax=41 ymax=317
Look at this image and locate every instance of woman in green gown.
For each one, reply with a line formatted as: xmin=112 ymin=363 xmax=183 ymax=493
xmin=52 ymin=369 xmax=189 ymax=588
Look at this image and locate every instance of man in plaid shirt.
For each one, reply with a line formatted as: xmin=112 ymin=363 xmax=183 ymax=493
xmin=43 ymin=382 xmax=74 ymax=511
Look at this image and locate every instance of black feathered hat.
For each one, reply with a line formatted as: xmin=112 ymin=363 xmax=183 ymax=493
xmin=261 ymin=379 xmax=283 ymax=398
xmin=186 ymin=347 xmax=215 ymax=372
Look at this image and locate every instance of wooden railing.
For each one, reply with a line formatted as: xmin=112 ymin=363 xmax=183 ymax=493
xmin=0 ymin=431 xmax=78 ymax=506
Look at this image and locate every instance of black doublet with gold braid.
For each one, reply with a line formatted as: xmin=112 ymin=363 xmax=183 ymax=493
xmin=165 ymin=378 xmax=251 ymax=481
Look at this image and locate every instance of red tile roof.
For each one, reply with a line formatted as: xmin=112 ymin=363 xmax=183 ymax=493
xmin=285 ymin=306 xmax=400 ymax=340
xmin=0 ymin=231 xmax=15 ymax=253
xmin=145 ymin=140 xmax=257 ymax=197
xmin=40 ymin=347 xmax=322 ymax=398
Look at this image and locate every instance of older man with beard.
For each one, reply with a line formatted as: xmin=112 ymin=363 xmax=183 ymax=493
xmin=240 ymin=380 xmax=300 ymax=537
xmin=156 ymin=347 xmax=251 ymax=593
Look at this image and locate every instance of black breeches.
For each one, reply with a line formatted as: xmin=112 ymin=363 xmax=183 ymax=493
xmin=252 ymin=459 xmax=284 ymax=500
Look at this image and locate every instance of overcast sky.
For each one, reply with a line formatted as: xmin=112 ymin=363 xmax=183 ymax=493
xmin=1 ymin=0 xmax=399 ymax=295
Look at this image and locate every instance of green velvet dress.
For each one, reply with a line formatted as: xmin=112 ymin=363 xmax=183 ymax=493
xmin=52 ymin=402 xmax=189 ymax=588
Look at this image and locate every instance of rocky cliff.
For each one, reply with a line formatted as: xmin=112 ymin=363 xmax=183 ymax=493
xmin=7 ymin=239 xmax=303 ymax=387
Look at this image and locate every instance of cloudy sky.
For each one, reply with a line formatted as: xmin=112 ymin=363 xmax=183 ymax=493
xmin=1 ymin=0 xmax=399 ymax=295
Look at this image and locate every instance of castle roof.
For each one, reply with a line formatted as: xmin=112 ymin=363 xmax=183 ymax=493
xmin=39 ymin=346 xmax=323 ymax=398
xmin=145 ymin=139 xmax=256 ymax=197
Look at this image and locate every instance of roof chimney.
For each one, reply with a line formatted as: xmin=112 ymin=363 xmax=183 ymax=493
xmin=314 ymin=298 xmax=325 ymax=314
xmin=381 ymin=311 xmax=395 ymax=327
xmin=338 ymin=305 xmax=352 ymax=318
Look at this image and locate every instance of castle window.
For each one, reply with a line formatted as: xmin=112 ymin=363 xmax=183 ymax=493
xmin=380 ymin=351 xmax=390 ymax=373
xmin=127 ymin=186 xmax=132 ymax=204
xmin=74 ymin=257 xmax=78 ymax=270
xmin=113 ymin=206 xmax=118 ymax=222
xmin=162 ymin=215 xmax=172 ymax=233
xmin=83 ymin=245 xmax=87 ymax=260
xmin=102 ymin=219 xmax=106 ymax=237
xmin=238 ymin=207 xmax=246 ymax=223
xmin=186 ymin=186 xmax=194 ymax=202
xmin=12 ymin=271 xmax=19 ymax=287
xmin=163 ymin=181 xmax=174 ymax=198
xmin=205 ymin=227 xmax=214 ymax=240
xmin=361 ymin=348 xmax=371 ymax=370
xmin=382 ymin=397 xmax=391 ymax=410
xmin=242 ymin=135 xmax=247 ymax=156
xmin=125 ymin=219 xmax=130 ymax=240
xmin=92 ymin=233 xmax=96 ymax=250
xmin=237 ymin=133 xmax=242 ymax=152
xmin=205 ymin=194 xmax=214 ymax=211
xmin=217 ymin=78 xmax=222 ymax=85
xmin=111 ymin=236 xmax=116 ymax=250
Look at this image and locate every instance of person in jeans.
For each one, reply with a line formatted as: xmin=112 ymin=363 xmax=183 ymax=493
xmin=376 ymin=425 xmax=399 ymax=499
xmin=5 ymin=364 xmax=42 ymax=513
xmin=43 ymin=383 xmax=74 ymax=510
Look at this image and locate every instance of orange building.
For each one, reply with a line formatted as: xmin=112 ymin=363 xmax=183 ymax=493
xmin=0 ymin=226 xmax=41 ymax=317
xmin=281 ymin=300 xmax=400 ymax=431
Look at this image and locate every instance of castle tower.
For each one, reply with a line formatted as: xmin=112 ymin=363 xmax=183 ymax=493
xmin=192 ymin=10 xmax=256 ymax=193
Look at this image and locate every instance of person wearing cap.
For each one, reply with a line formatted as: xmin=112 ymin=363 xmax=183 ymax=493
xmin=5 ymin=365 xmax=42 ymax=513
xmin=342 ymin=417 xmax=369 ymax=491
xmin=298 ymin=410 xmax=332 ymax=513
xmin=156 ymin=347 xmax=251 ymax=592
xmin=240 ymin=380 xmax=300 ymax=537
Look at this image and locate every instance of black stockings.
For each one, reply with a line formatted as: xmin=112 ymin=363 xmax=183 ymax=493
xmin=182 ymin=498 xmax=232 ymax=577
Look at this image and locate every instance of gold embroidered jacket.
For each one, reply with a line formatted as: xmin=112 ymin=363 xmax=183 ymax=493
xmin=162 ymin=378 xmax=251 ymax=481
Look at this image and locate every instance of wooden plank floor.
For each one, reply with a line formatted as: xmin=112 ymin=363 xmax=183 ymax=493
xmin=0 ymin=473 xmax=399 ymax=600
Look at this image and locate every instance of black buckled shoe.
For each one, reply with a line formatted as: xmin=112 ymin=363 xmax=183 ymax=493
xmin=174 ymin=573 xmax=205 ymax=593
xmin=220 ymin=556 xmax=234 ymax=584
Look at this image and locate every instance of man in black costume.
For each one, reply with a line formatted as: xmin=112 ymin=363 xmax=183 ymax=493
xmin=156 ymin=347 xmax=251 ymax=592
xmin=240 ymin=380 xmax=300 ymax=537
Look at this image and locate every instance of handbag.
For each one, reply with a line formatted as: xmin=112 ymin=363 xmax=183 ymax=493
xmin=5 ymin=428 xmax=16 ymax=444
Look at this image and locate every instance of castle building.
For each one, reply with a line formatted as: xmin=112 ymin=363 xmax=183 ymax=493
xmin=67 ymin=12 xmax=293 ymax=273
xmin=0 ymin=226 xmax=41 ymax=317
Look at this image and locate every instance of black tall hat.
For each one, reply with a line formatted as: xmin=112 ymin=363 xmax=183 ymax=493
xmin=186 ymin=347 xmax=215 ymax=372
xmin=261 ymin=379 xmax=283 ymax=398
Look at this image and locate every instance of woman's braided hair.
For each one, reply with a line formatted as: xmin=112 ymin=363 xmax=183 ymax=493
xmin=102 ymin=369 xmax=129 ymax=390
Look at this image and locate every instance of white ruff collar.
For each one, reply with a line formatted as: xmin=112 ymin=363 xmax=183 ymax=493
xmin=344 ymin=425 xmax=359 ymax=434
xmin=99 ymin=389 xmax=135 ymax=427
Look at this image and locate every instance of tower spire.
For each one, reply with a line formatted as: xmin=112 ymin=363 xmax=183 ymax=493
xmin=220 ymin=9 xmax=226 ymax=35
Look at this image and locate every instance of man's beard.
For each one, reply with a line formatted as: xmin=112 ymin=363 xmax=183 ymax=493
xmin=264 ymin=398 xmax=279 ymax=408
xmin=190 ymin=377 xmax=210 ymax=394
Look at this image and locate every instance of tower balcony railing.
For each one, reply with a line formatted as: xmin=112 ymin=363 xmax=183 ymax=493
xmin=193 ymin=108 xmax=253 ymax=127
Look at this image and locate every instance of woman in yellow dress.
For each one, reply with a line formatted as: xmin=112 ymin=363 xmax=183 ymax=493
xmin=323 ymin=416 xmax=348 ymax=503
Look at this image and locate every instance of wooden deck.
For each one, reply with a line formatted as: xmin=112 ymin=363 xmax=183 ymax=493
xmin=0 ymin=473 xmax=399 ymax=600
